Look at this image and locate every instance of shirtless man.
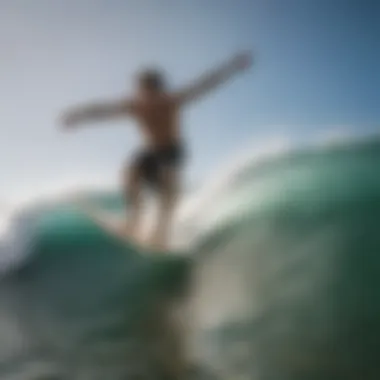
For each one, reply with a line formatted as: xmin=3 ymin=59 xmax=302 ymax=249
xmin=61 ymin=51 xmax=253 ymax=249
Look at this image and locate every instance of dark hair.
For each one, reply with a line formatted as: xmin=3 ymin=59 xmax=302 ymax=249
xmin=138 ymin=69 xmax=166 ymax=91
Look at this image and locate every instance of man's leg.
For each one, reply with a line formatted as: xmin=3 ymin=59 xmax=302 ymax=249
xmin=150 ymin=166 xmax=179 ymax=250
xmin=122 ymin=163 xmax=143 ymax=239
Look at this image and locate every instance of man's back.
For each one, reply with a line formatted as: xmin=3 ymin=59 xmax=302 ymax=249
xmin=132 ymin=93 xmax=180 ymax=148
xmin=62 ymin=52 xmax=252 ymax=136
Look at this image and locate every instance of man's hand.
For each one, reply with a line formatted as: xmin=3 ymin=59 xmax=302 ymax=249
xmin=230 ymin=51 xmax=254 ymax=71
xmin=60 ymin=110 xmax=80 ymax=130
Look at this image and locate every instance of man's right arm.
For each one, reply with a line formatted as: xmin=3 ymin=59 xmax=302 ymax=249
xmin=61 ymin=99 xmax=135 ymax=128
xmin=176 ymin=51 xmax=253 ymax=106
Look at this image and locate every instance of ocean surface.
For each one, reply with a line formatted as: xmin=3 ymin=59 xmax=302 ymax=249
xmin=1 ymin=135 xmax=380 ymax=379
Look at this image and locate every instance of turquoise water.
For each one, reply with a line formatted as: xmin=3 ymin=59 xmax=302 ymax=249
xmin=1 ymin=136 xmax=380 ymax=379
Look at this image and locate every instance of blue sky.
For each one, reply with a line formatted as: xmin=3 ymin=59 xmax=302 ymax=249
xmin=0 ymin=0 xmax=378 ymax=201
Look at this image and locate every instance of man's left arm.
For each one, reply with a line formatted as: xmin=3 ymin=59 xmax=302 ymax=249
xmin=60 ymin=98 xmax=135 ymax=129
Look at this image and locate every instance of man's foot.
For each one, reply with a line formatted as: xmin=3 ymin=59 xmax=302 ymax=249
xmin=148 ymin=234 xmax=169 ymax=252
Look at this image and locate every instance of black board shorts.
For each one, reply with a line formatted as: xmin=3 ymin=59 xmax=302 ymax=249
xmin=133 ymin=143 xmax=185 ymax=189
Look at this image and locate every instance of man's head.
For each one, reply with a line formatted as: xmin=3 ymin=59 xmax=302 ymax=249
xmin=136 ymin=69 xmax=166 ymax=94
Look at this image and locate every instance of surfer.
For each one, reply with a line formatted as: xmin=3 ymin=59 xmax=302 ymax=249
xmin=61 ymin=51 xmax=253 ymax=249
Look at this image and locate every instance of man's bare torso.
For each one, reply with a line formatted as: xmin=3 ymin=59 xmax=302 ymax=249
xmin=63 ymin=52 xmax=252 ymax=150
xmin=130 ymin=93 xmax=181 ymax=149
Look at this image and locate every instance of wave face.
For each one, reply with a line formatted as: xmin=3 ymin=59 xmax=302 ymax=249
xmin=1 ymin=135 xmax=380 ymax=379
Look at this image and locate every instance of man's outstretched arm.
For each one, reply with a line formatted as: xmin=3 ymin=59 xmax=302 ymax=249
xmin=60 ymin=99 xmax=135 ymax=128
xmin=176 ymin=51 xmax=253 ymax=106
